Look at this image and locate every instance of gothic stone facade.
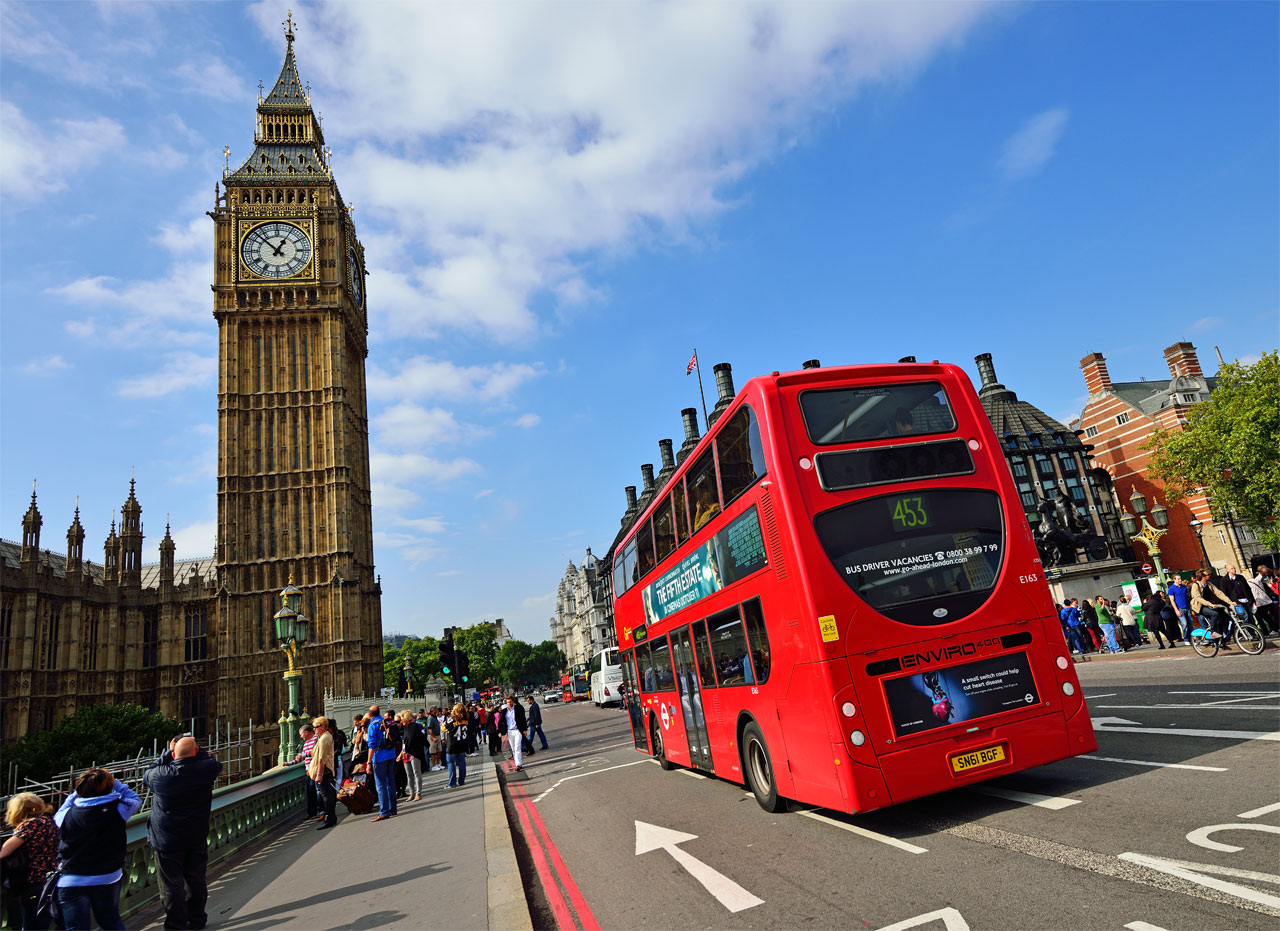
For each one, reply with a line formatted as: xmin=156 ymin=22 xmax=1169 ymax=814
xmin=1 ymin=28 xmax=383 ymax=764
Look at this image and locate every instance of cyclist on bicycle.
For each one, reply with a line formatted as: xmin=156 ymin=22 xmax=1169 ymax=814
xmin=1191 ymin=569 xmax=1234 ymax=643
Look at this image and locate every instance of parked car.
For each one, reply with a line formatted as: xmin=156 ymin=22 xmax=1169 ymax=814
xmin=543 ymin=691 xmax=561 ymax=703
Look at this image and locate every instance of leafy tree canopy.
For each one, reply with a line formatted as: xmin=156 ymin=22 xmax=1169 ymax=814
xmin=454 ymin=623 xmax=499 ymax=687
xmin=383 ymin=635 xmax=441 ymax=694
xmin=1144 ymin=351 xmax=1280 ymax=550
xmin=0 ymin=703 xmax=185 ymax=784
xmin=495 ymin=639 xmax=534 ymax=690
xmin=526 ymin=640 xmax=568 ymax=688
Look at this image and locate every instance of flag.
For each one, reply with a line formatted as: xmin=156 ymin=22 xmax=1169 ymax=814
xmin=686 ymin=350 xmax=698 ymax=375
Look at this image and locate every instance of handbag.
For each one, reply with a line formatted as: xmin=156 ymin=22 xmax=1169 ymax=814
xmin=34 ymin=865 xmax=62 ymax=922
xmin=1 ymin=844 xmax=29 ymax=896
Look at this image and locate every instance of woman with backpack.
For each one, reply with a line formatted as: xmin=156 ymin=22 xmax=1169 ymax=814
xmin=52 ymin=768 xmax=143 ymax=931
xmin=2 ymin=793 xmax=59 ymax=930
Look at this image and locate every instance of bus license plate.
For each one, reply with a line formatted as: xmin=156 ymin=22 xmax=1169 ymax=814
xmin=950 ymin=743 xmax=1006 ymax=774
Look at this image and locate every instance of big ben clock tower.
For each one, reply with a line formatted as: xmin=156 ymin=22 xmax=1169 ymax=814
xmin=211 ymin=14 xmax=382 ymax=759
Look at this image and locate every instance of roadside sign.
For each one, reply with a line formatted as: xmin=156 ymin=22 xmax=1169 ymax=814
xmin=1141 ymin=563 xmax=1153 ymax=574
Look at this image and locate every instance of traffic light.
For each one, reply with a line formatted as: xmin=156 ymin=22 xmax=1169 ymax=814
xmin=441 ymin=627 xmax=456 ymax=677
xmin=455 ymin=650 xmax=470 ymax=684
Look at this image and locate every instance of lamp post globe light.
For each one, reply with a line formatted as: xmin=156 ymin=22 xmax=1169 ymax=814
xmin=273 ymin=575 xmax=310 ymax=766
xmin=1121 ymin=487 xmax=1171 ymax=590
xmin=1188 ymin=519 xmax=1212 ymax=570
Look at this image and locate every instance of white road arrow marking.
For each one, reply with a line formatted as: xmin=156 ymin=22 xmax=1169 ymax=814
xmin=878 ymin=906 xmax=971 ymax=931
xmin=1093 ymin=716 xmax=1280 ymax=742
xmin=635 ymin=821 xmax=764 ymax=913
xmin=1186 ymin=823 xmax=1280 ymax=853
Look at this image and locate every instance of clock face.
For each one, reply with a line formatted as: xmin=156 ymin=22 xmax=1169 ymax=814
xmin=348 ymin=246 xmax=364 ymax=308
xmin=241 ymin=222 xmax=313 ymax=279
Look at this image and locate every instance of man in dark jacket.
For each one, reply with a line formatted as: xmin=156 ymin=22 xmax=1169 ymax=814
xmin=144 ymin=736 xmax=223 ymax=930
xmin=526 ymin=695 xmax=548 ymax=750
xmin=1219 ymin=565 xmax=1255 ymax=623
xmin=497 ymin=695 xmax=528 ymax=770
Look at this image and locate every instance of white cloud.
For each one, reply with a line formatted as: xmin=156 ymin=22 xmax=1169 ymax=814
xmin=247 ymin=1 xmax=994 ymax=341
xmin=22 ymin=355 xmax=72 ymax=375
xmin=1188 ymin=315 xmax=1222 ymax=334
xmin=369 ymin=451 xmax=482 ymax=485
xmin=53 ymin=258 xmax=211 ymax=346
xmin=370 ymin=481 xmax=420 ymax=512
xmin=117 ymin=352 xmax=216 ymax=398
xmin=152 ymin=216 xmax=207 ymax=255
xmin=372 ymin=403 xmax=477 ymax=449
xmin=169 ymin=518 xmax=217 ymax=560
xmin=368 ymin=356 xmax=542 ymax=405
xmin=0 ymin=100 xmax=126 ymax=202
xmin=513 ymin=413 xmax=541 ymax=429
xmin=997 ymin=107 xmax=1069 ymax=182
xmin=474 ymin=489 xmax=494 ymax=498
xmin=175 ymin=55 xmax=248 ymax=102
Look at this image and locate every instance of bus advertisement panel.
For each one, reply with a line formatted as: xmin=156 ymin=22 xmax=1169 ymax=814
xmin=611 ymin=362 xmax=1095 ymax=815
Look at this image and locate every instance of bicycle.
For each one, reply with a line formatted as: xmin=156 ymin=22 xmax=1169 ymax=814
xmin=1189 ymin=605 xmax=1268 ymax=657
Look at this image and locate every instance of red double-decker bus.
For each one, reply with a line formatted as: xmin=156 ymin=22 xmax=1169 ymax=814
xmin=612 ymin=361 xmax=1095 ymax=814
xmin=561 ymin=664 xmax=589 ymax=703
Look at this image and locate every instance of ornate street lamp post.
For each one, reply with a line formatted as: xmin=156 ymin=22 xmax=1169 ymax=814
xmin=1120 ymin=488 xmax=1171 ymax=590
xmin=273 ymin=575 xmax=311 ymax=766
xmin=1188 ymin=519 xmax=1211 ymax=570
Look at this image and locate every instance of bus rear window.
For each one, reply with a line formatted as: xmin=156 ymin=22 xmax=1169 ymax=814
xmin=800 ymin=381 xmax=955 ymax=446
xmin=813 ymin=489 xmax=1005 ymax=626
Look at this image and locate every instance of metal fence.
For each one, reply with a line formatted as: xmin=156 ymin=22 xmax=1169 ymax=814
xmin=3 ymin=718 xmax=257 ymax=815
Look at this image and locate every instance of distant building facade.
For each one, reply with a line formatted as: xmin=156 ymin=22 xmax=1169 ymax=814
xmin=1 ymin=25 xmax=383 ymax=766
xmin=551 ymin=549 xmax=615 ymax=667
xmin=1070 ymin=341 xmax=1265 ymax=573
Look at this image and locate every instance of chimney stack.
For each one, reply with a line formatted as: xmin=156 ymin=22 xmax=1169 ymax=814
xmin=802 ymin=359 xmax=821 ymax=369
xmin=1163 ymin=341 xmax=1203 ymax=379
xmin=898 ymin=355 xmax=916 ymax=363
xmin=640 ymin=463 xmax=655 ymax=494
xmin=677 ymin=408 xmax=701 ymax=465
xmin=657 ymin=439 xmax=676 ymax=486
xmin=624 ymin=486 xmax=637 ymax=510
xmin=709 ymin=362 xmax=735 ymax=426
xmin=1080 ymin=352 xmax=1112 ymax=396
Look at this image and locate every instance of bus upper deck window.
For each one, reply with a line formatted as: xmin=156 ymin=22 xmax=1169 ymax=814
xmin=800 ymin=382 xmax=956 ymax=446
xmin=689 ymin=448 xmax=721 ymax=532
xmin=717 ymin=405 xmax=767 ymax=505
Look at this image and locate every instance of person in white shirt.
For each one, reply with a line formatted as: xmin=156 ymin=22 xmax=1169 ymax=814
xmin=1116 ymin=594 xmax=1142 ymax=647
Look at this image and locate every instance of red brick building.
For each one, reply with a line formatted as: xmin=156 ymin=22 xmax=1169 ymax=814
xmin=1071 ymin=341 xmax=1263 ymax=574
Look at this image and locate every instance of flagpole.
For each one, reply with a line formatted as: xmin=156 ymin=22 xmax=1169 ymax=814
xmin=694 ymin=348 xmax=710 ymax=430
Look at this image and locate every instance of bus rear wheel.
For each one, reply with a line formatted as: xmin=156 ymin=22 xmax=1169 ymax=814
xmin=742 ymin=721 xmax=784 ymax=812
xmin=651 ymin=717 xmax=674 ymax=770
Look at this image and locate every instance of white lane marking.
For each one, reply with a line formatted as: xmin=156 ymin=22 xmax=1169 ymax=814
xmin=1240 ymin=802 xmax=1280 ymax=819
xmin=1169 ymin=690 xmax=1277 ymax=694
xmin=1098 ymin=704 xmax=1280 ymax=711
xmin=797 ymin=809 xmax=928 ymax=854
xmin=1084 ymin=693 xmax=1118 ymax=699
xmin=1093 ymin=717 xmax=1280 ymax=741
xmin=533 ymin=758 xmax=653 ymax=802
xmin=635 ymin=821 xmax=763 ymax=912
xmin=1186 ymin=823 xmax=1280 ymax=853
xmin=967 ymin=786 xmax=1081 ymax=810
xmin=1079 ymin=755 xmax=1227 ymax=772
xmin=1124 ymin=923 xmax=1170 ymax=931
xmin=878 ymin=907 xmax=970 ymax=930
xmin=1202 ymin=694 xmax=1280 ymax=705
xmin=677 ymin=769 xmax=707 ymax=779
xmin=1119 ymin=852 xmax=1280 ymax=909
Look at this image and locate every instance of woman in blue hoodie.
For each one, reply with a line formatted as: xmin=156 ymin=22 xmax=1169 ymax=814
xmin=53 ymin=768 xmax=142 ymax=931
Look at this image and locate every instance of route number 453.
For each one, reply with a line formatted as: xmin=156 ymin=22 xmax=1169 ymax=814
xmin=892 ymin=497 xmax=929 ymax=530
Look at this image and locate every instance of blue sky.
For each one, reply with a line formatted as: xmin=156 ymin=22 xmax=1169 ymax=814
xmin=2 ymin=1 xmax=1276 ymax=645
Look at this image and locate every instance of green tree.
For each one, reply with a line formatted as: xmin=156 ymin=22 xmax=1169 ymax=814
xmin=526 ymin=640 xmax=568 ymax=687
xmin=495 ymin=639 xmax=533 ymax=690
xmin=1144 ymin=351 xmax=1280 ymax=549
xmin=455 ymin=623 xmax=499 ymax=687
xmin=384 ymin=636 xmax=442 ymax=696
xmin=0 ymin=703 xmax=185 ymax=784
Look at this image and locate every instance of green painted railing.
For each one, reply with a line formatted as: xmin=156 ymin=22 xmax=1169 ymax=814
xmin=0 ymin=765 xmax=306 ymax=928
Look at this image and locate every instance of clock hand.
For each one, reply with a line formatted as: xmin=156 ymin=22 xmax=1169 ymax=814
xmin=270 ymin=238 xmax=286 ymax=257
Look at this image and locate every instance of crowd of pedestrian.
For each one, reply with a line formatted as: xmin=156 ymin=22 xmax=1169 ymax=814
xmin=0 ymin=690 xmax=556 ymax=929
xmin=1056 ymin=562 xmax=1277 ymax=655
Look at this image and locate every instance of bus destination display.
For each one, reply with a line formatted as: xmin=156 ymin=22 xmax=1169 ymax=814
xmin=882 ymin=652 xmax=1040 ymax=737
xmin=641 ymin=506 xmax=768 ymax=625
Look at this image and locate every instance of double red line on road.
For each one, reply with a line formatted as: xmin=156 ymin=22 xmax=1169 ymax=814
xmin=509 ymin=780 xmax=601 ymax=931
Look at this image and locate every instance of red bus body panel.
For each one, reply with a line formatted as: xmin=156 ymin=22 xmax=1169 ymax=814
xmin=614 ymin=363 xmax=1095 ymax=814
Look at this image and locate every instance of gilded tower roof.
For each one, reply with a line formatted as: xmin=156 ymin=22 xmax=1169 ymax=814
xmin=225 ymin=15 xmax=332 ymax=185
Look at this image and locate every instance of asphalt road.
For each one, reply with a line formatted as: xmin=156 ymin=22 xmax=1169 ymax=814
xmin=503 ymin=648 xmax=1280 ymax=931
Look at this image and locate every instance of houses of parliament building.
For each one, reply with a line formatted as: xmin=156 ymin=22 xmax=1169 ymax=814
xmin=0 ymin=22 xmax=384 ymax=767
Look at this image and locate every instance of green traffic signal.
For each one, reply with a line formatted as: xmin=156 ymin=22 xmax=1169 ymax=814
xmin=442 ymin=666 xmax=451 ymax=675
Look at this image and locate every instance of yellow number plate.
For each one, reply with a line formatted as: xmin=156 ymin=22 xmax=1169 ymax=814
xmin=950 ymin=743 xmax=1007 ymax=774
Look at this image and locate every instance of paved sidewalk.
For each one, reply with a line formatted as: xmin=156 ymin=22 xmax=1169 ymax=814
xmin=138 ymin=756 xmax=526 ymax=931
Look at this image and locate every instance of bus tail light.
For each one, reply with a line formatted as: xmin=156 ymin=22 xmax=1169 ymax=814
xmin=604 ymin=687 xmax=610 ymax=696
xmin=841 ymin=702 xmax=857 ymax=718
xmin=1061 ymin=682 xmax=1075 ymax=697
xmin=850 ymin=730 xmax=866 ymax=746
xmin=1055 ymin=655 xmax=1069 ymax=670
